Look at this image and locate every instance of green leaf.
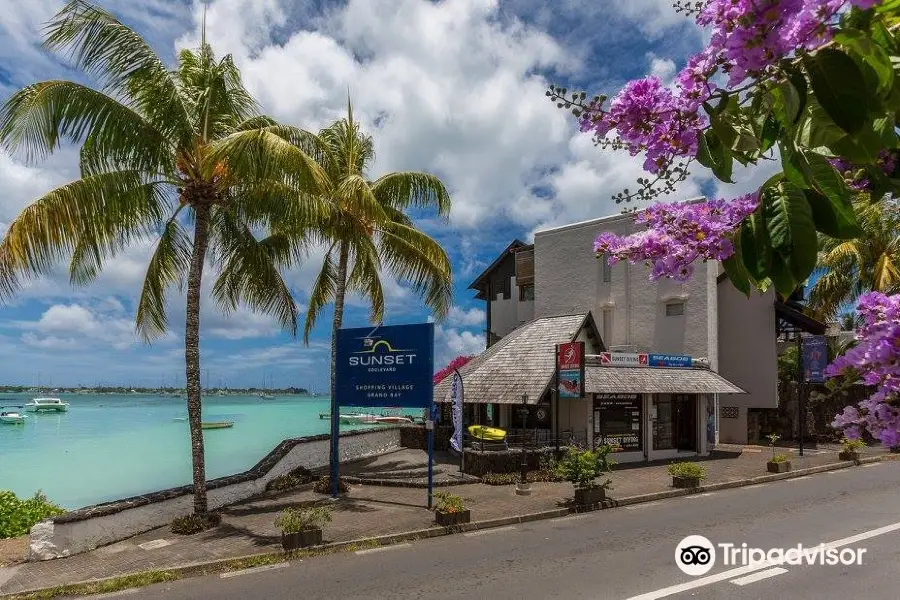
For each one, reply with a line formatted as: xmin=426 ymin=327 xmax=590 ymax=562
xmin=759 ymin=115 xmax=781 ymax=153
xmin=762 ymin=180 xmax=818 ymax=282
xmin=769 ymin=254 xmax=798 ymax=297
xmin=830 ymin=116 xmax=895 ymax=164
xmin=802 ymin=48 xmax=869 ymax=134
xmin=722 ymin=227 xmax=752 ymax=296
xmin=697 ymin=130 xmax=734 ymax=183
xmin=740 ymin=209 xmax=772 ymax=281
xmin=801 ymin=150 xmax=854 ymax=208
xmin=836 ymin=29 xmax=894 ymax=97
xmin=771 ymin=80 xmax=801 ymax=126
xmin=804 ymin=189 xmax=862 ymax=239
xmin=779 ymin=142 xmax=809 ymax=188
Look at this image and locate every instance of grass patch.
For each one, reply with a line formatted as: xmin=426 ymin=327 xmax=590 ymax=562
xmin=6 ymin=570 xmax=180 ymax=599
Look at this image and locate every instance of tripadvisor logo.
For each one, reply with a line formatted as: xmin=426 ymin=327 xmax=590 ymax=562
xmin=675 ymin=535 xmax=867 ymax=576
xmin=348 ymin=338 xmax=418 ymax=366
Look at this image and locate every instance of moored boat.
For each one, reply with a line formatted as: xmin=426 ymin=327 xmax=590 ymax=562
xmin=25 ymin=397 xmax=69 ymax=413
xmin=0 ymin=406 xmax=26 ymax=424
xmin=201 ymin=421 xmax=234 ymax=430
xmin=468 ymin=425 xmax=506 ymax=441
xmin=374 ymin=415 xmax=414 ymax=425
xmin=339 ymin=413 xmax=379 ymax=425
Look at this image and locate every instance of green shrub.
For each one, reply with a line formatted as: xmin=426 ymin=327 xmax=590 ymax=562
xmin=433 ymin=492 xmax=466 ymax=514
xmin=841 ymin=438 xmax=866 ymax=452
xmin=481 ymin=472 xmax=519 ymax=485
xmin=0 ymin=490 xmax=65 ymax=539
xmin=770 ymin=453 xmax=791 ymax=464
xmin=555 ymin=446 xmax=614 ymax=490
xmin=313 ymin=476 xmax=350 ymax=495
xmin=275 ymin=506 xmax=332 ymax=533
xmin=170 ymin=513 xmax=221 ymax=535
xmin=267 ymin=468 xmax=315 ymax=493
xmin=667 ymin=462 xmax=706 ymax=480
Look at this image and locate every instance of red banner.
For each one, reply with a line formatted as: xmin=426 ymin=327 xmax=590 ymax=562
xmin=558 ymin=342 xmax=584 ymax=371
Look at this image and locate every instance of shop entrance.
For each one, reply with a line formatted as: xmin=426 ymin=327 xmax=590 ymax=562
xmin=652 ymin=394 xmax=697 ymax=452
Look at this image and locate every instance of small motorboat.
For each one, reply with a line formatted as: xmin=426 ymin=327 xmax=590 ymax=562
xmin=339 ymin=413 xmax=379 ymax=425
xmin=201 ymin=421 xmax=234 ymax=430
xmin=258 ymin=393 xmax=276 ymax=400
xmin=25 ymin=397 xmax=69 ymax=413
xmin=374 ymin=415 xmax=414 ymax=425
xmin=0 ymin=406 xmax=26 ymax=424
xmin=468 ymin=425 xmax=507 ymax=441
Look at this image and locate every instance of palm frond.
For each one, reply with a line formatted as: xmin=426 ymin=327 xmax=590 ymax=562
xmin=0 ymin=81 xmax=173 ymax=174
xmin=336 ymin=174 xmax=389 ymax=224
xmin=211 ymin=209 xmax=300 ymax=336
xmin=43 ymin=0 xmax=192 ymax=144
xmin=134 ymin=215 xmax=192 ymax=341
xmin=371 ymin=171 xmax=451 ymax=216
xmin=303 ymin=245 xmax=337 ymax=344
xmin=377 ymin=221 xmax=452 ymax=319
xmin=0 ymin=171 xmax=167 ymax=301
xmin=347 ymin=236 xmax=385 ymax=324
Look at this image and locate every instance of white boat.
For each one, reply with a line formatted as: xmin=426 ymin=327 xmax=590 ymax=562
xmin=374 ymin=415 xmax=414 ymax=425
xmin=25 ymin=397 xmax=69 ymax=413
xmin=258 ymin=393 xmax=275 ymax=400
xmin=339 ymin=413 xmax=379 ymax=425
xmin=0 ymin=406 xmax=26 ymax=424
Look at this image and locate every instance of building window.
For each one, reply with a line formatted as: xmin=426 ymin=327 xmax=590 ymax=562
xmin=520 ymin=284 xmax=535 ymax=301
xmin=593 ymin=394 xmax=642 ymax=452
xmin=665 ymin=302 xmax=685 ymax=316
xmin=602 ymin=258 xmax=612 ymax=283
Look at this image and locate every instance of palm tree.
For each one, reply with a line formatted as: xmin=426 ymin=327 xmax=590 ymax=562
xmin=0 ymin=1 xmax=326 ymax=516
xmin=296 ymin=102 xmax=452 ymax=490
xmin=808 ymin=198 xmax=900 ymax=319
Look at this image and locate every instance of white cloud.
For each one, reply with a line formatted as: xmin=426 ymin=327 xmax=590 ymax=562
xmin=434 ymin=323 xmax=484 ymax=368
xmin=648 ymin=55 xmax=676 ymax=83
xmin=16 ymin=303 xmax=154 ymax=350
xmin=447 ymin=305 xmax=486 ymax=327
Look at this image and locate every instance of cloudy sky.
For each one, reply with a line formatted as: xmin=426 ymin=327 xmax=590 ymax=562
xmin=0 ymin=0 xmax=770 ymax=390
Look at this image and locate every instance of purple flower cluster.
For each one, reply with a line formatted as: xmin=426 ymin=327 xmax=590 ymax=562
xmin=829 ymin=149 xmax=898 ymax=192
xmin=593 ymin=195 xmax=760 ymax=281
xmin=578 ymin=1 xmax=881 ymax=175
xmin=829 ymin=292 xmax=900 ymax=447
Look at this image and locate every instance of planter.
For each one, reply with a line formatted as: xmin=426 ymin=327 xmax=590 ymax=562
xmin=766 ymin=460 xmax=791 ymax=473
xmin=672 ymin=476 xmax=702 ymax=489
xmin=839 ymin=450 xmax=861 ymax=462
xmin=574 ymin=486 xmax=606 ymax=505
xmin=435 ymin=509 xmax=471 ymax=526
xmin=281 ymin=528 xmax=323 ymax=552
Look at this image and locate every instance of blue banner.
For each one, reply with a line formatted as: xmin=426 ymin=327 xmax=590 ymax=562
xmin=802 ymin=335 xmax=828 ymax=383
xmin=335 ymin=323 xmax=434 ymax=408
xmin=648 ymin=353 xmax=693 ymax=368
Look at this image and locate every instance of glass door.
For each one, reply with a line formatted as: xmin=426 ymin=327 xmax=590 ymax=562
xmin=673 ymin=394 xmax=697 ymax=452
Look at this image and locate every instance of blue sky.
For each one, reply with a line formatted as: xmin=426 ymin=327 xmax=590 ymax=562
xmin=0 ymin=0 xmax=772 ymax=390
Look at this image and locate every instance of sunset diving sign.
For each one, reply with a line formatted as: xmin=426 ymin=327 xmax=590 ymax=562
xmin=335 ymin=323 xmax=434 ymax=408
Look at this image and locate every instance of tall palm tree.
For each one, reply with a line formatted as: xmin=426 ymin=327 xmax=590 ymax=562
xmin=808 ymin=198 xmax=900 ymax=319
xmin=0 ymin=1 xmax=326 ymax=516
xmin=296 ymin=102 xmax=452 ymax=490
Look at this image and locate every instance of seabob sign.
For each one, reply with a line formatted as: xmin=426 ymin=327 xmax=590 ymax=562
xmin=335 ymin=323 xmax=434 ymax=408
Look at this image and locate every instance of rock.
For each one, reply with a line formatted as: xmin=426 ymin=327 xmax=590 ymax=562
xmin=28 ymin=521 xmax=67 ymax=561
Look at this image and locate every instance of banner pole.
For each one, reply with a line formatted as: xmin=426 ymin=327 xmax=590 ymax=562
xmin=427 ymin=414 xmax=435 ymax=509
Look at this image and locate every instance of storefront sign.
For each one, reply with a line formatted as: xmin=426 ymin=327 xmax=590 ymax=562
xmin=802 ymin=335 xmax=827 ymax=383
xmin=648 ymin=353 xmax=692 ymax=368
xmin=335 ymin=323 xmax=434 ymax=407
xmin=557 ymin=341 xmax=585 ymax=398
xmin=599 ymin=352 xmax=648 ymax=367
xmin=593 ymin=394 xmax=642 ymax=452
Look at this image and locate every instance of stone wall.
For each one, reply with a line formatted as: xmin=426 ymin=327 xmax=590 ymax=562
xmin=29 ymin=428 xmax=401 ymax=561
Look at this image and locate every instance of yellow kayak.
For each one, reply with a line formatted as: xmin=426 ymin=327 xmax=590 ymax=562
xmin=468 ymin=425 xmax=506 ymax=441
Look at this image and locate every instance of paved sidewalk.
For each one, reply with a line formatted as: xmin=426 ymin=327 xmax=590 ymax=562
xmin=0 ymin=445 xmax=886 ymax=595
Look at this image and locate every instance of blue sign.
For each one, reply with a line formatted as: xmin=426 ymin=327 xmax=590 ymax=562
xmin=558 ymin=370 xmax=583 ymax=398
xmin=335 ymin=323 xmax=434 ymax=408
xmin=648 ymin=353 xmax=693 ymax=368
xmin=802 ymin=335 xmax=828 ymax=383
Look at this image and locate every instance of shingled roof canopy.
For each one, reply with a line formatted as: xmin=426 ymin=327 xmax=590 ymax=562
xmin=585 ymin=366 xmax=746 ymax=395
xmin=433 ymin=313 xmax=602 ymax=404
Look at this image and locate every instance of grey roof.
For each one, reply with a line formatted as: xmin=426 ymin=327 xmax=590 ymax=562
xmin=585 ymin=366 xmax=746 ymax=395
xmin=434 ymin=313 xmax=599 ymax=404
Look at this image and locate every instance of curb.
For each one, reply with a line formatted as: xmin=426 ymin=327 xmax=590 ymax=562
xmin=0 ymin=455 xmax=890 ymax=599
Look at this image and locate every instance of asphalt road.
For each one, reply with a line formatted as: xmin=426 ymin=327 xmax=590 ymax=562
xmin=100 ymin=462 xmax=900 ymax=600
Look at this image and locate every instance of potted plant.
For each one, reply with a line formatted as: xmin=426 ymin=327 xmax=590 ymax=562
xmin=555 ymin=445 xmax=614 ymax=505
xmin=765 ymin=434 xmax=792 ymax=473
xmin=275 ymin=506 xmax=332 ymax=552
xmin=668 ymin=462 xmax=706 ymax=489
xmin=434 ymin=492 xmax=470 ymax=526
xmin=839 ymin=438 xmax=866 ymax=462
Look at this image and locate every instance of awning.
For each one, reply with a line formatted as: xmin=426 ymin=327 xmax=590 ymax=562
xmin=585 ymin=366 xmax=746 ymax=395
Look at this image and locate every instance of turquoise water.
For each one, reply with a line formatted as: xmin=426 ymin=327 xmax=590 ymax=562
xmin=0 ymin=394 xmax=409 ymax=510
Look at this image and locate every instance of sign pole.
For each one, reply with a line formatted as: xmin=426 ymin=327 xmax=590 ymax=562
xmin=330 ymin=409 xmax=340 ymax=498
xmin=426 ymin=410 xmax=435 ymax=509
xmin=554 ymin=344 xmax=560 ymax=455
xmin=796 ymin=334 xmax=804 ymax=458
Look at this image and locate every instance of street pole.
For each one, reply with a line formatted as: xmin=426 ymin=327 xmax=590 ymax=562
xmin=516 ymin=394 xmax=531 ymax=496
xmin=796 ymin=333 xmax=804 ymax=458
xmin=426 ymin=406 xmax=435 ymax=509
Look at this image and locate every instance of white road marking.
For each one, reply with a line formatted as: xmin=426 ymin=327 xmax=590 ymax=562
xmin=550 ymin=514 xmax=592 ymax=522
xmin=684 ymin=493 xmax=714 ymax=499
xmin=137 ymin=539 xmax=172 ymax=550
xmin=862 ymin=463 xmax=881 ymax=468
xmin=625 ymin=502 xmax=662 ymax=510
xmin=355 ymin=543 xmax=411 ymax=555
xmin=625 ymin=519 xmax=900 ymax=600
xmin=730 ymin=567 xmax=789 ymax=586
xmin=785 ymin=476 xmax=810 ymax=482
xmin=220 ymin=563 xmax=289 ymax=579
xmin=743 ymin=484 xmax=770 ymax=490
xmin=464 ymin=526 xmax=517 ymax=537
xmin=90 ymin=589 xmax=140 ymax=599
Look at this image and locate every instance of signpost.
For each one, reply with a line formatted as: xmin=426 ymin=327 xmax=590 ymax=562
xmin=334 ymin=323 xmax=435 ymax=502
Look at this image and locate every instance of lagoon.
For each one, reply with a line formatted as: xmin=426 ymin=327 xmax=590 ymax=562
xmin=0 ymin=394 xmax=399 ymax=510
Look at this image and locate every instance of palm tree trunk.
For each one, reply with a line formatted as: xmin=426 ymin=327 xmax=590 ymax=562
xmin=186 ymin=204 xmax=211 ymax=515
xmin=329 ymin=241 xmax=350 ymax=495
